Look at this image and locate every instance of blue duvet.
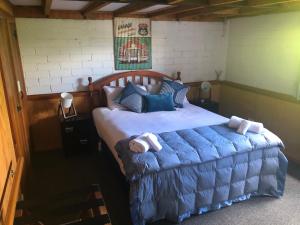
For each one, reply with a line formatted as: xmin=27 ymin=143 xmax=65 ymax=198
xmin=115 ymin=124 xmax=288 ymax=225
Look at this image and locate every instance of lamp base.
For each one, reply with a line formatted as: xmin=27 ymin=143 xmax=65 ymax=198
xmin=60 ymin=103 xmax=77 ymax=120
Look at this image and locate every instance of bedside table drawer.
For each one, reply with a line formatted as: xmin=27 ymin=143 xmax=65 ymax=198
xmin=60 ymin=114 xmax=94 ymax=157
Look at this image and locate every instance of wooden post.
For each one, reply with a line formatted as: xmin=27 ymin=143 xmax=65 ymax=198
xmin=176 ymin=71 xmax=181 ymax=81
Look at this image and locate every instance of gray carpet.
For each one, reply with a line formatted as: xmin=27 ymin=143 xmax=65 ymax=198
xmin=25 ymin=150 xmax=300 ymax=225
xmin=175 ymin=175 xmax=300 ymax=225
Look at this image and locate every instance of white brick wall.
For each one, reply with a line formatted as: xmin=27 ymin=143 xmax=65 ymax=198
xmin=16 ymin=18 xmax=227 ymax=95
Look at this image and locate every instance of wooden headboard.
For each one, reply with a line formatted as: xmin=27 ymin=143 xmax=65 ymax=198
xmin=88 ymin=70 xmax=181 ymax=109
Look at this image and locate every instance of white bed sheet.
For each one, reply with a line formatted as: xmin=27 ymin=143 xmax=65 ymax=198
xmin=93 ymin=103 xmax=229 ymax=174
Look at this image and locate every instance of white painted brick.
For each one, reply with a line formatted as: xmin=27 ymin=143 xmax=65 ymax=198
xmin=82 ymin=61 xmax=102 ymax=68
xmin=17 ymin=18 xmax=227 ymax=95
xmin=93 ymin=68 xmax=113 ymax=77
xmin=71 ymin=68 xmax=93 ymax=76
xmin=60 ymin=62 xmax=82 ymax=69
xmin=61 ymin=76 xmax=79 ymax=84
xmin=36 ymin=48 xmax=61 ymax=56
xmin=23 ymin=63 xmax=37 ymax=72
xmin=51 ymin=83 xmax=74 ymax=93
xmin=25 ymin=78 xmax=39 ymax=87
xmin=92 ymin=54 xmax=113 ymax=61
xmin=22 ymin=55 xmax=48 ymax=64
xmin=26 ymin=85 xmax=52 ymax=95
xmin=47 ymin=54 xmax=70 ymax=62
xmin=60 ymin=47 xmax=83 ymax=55
xmin=50 ymin=69 xmax=72 ymax=78
xmin=39 ymin=77 xmax=61 ymax=85
xmin=25 ymin=70 xmax=50 ymax=79
xmin=37 ymin=63 xmax=60 ymax=71
xmin=20 ymin=48 xmax=36 ymax=56
xmin=70 ymin=54 xmax=92 ymax=62
xmin=102 ymin=61 xmax=114 ymax=69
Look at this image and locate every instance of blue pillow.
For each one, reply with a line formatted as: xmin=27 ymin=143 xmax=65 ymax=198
xmin=144 ymin=94 xmax=175 ymax=112
xmin=159 ymin=80 xmax=189 ymax=108
xmin=119 ymin=82 xmax=147 ymax=113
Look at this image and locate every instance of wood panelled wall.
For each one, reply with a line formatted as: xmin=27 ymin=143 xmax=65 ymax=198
xmin=27 ymin=82 xmax=220 ymax=152
xmin=220 ymin=82 xmax=300 ymax=164
xmin=27 ymin=92 xmax=91 ymax=151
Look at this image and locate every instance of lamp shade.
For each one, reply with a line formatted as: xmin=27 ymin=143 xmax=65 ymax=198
xmin=60 ymin=92 xmax=73 ymax=109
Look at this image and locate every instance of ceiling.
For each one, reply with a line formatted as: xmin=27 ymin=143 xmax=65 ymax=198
xmin=8 ymin=0 xmax=300 ymax=21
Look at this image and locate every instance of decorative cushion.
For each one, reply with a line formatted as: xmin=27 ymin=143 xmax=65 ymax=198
xmin=103 ymin=86 xmax=127 ymax=110
xmin=119 ymin=82 xmax=148 ymax=113
xmin=144 ymin=94 xmax=175 ymax=112
xmin=146 ymin=84 xmax=161 ymax=94
xmin=159 ymin=80 xmax=189 ymax=108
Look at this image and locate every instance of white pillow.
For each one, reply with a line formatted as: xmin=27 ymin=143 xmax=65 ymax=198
xmin=146 ymin=84 xmax=161 ymax=94
xmin=137 ymin=85 xmax=147 ymax=92
xmin=103 ymin=86 xmax=127 ymax=110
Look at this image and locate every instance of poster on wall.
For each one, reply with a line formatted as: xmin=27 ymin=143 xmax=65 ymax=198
xmin=114 ymin=18 xmax=152 ymax=70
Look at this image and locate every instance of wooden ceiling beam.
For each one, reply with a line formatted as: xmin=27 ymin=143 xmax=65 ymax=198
xmin=247 ymin=0 xmax=300 ymax=7
xmin=82 ymin=1 xmax=110 ymax=15
xmin=149 ymin=3 xmax=208 ymax=17
xmin=0 ymin=0 xmax=14 ymax=16
xmin=114 ymin=2 xmax=158 ymax=16
xmin=44 ymin=0 xmax=52 ymax=16
xmin=209 ymin=0 xmax=245 ymax=5
xmin=14 ymin=6 xmax=114 ymax=19
xmin=213 ymin=7 xmax=240 ymax=14
xmin=176 ymin=4 xmax=241 ymax=18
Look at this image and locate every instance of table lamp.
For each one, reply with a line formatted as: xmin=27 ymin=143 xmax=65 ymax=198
xmin=60 ymin=92 xmax=77 ymax=119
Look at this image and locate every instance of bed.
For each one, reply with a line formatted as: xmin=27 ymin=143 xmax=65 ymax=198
xmin=88 ymin=71 xmax=288 ymax=225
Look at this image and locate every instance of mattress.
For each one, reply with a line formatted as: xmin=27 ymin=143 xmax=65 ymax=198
xmin=92 ymin=103 xmax=229 ymax=173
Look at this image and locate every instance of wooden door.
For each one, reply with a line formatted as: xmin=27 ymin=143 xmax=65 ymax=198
xmin=0 ymin=68 xmax=17 ymax=225
xmin=0 ymin=18 xmax=29 ymax=161
xmin=7 ymin=19 xmax=30 ymax=160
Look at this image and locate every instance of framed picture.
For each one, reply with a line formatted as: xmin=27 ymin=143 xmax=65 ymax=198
xmin=114 ymin=18 xmax=152 ymax=70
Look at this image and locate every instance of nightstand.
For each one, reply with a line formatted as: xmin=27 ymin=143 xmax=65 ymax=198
xmin=192 ymin=100 xmax=219 ymax=113
xmin=60 ymin=114 xmax=94 ymax=157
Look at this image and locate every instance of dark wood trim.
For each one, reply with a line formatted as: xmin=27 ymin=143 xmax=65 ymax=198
xmin=82 ymin=1 xmax=110 ymax=16
xmin=185 ymin=80 xmax=220 ymax=86
xmin=27 ymin=91 xmax=89 ymax=100
xmin=0 ymin=0 xmax=14 ymax=17
xmin=149 ymin=4 xmax=204 ymax=17
xmin=209 ymin=0 xmax=244 ymax=5
xmin=44 ymin=0 xmax=52 ymax=16
xmin=222 ymin=81 xmax=299 ymax=104
xmin=248 ymin=0 xmax=299 ymax=7
xmin=13 ymin=6 xmax=114 ymax=20
xmin=26 ymin=79 xmax=219 ymax=101
xmin=176 ymin=3 xmax=240 ymax=18
xmin=114 ymin=2 xmax=157 ymax=16
xmin=88 ymin=70 xmax=180 ymax=108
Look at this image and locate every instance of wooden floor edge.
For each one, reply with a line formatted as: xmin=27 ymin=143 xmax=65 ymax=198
xmin=5 ymin=157 xmax=24 ymax=225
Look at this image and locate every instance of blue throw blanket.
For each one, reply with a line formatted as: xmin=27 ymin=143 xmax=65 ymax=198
xmin=115 ymin=124 xmax=288 ymax=225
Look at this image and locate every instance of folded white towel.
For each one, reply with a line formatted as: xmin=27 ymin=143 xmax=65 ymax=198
xmin=237 ymin=120 xmax=251 ymax=135
xmin=141 ymin=133 xmax=162 ymax=151
xmin=228 ymin=116 xmax=243 ymax=128
xmin=249 ymin=121 xmax=264 ymax=134
xmin=129 ymin=137 xmax=150 ymax=153
xmin=228 ymin=116 xmax=264 ymax=134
